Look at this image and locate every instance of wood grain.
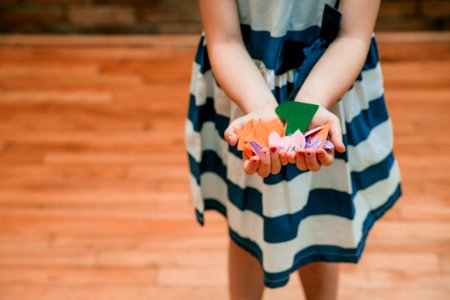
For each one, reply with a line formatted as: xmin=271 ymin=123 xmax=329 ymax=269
xmin=0 ymin=33 xmax=449 ymax=300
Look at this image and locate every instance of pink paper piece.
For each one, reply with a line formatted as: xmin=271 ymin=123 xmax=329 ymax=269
xmin=268 ymin=132 xmax=292 ymax=151
xmin=289 ymin=130 xmax=305 ymax=152
xmin=249 ymin=141 xmax=263 ymax=155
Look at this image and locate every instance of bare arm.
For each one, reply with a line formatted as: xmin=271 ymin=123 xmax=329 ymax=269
xmin=199 ymin=0 xmax=278 ymax=114
xmin=295 ymin=0 xmax=381 ymax=108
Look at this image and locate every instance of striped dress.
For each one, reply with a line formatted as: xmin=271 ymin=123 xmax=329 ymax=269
xmin=185 ymin=0 xmax=402 ymax=288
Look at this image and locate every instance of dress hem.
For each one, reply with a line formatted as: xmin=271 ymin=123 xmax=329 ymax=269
xmin=194 ymin=183 xmax=402 ymax=289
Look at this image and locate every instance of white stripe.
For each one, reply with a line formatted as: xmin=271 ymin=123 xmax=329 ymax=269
xmin=352 ymin=160 xmax=401 ymax=241
xmin=340 ymin=63 xmax=384 ymax=123
xmin=189 ymin=63 xmax=214 ymax=106
xmin=189 ymin=174 xmax=204 ymax=213
xmin=237 ymin=0 xmax=337 ymax=38
xmin=347 ymin=119 xmax=394 ymax=173
xmin=185 ymin=119 xmax=202 ymax=162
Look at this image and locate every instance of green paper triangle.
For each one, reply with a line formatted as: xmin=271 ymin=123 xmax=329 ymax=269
xmin=275 ymin=102 xmax=319 ymax=134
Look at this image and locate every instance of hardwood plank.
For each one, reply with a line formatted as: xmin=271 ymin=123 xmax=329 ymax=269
xmin=0 ymin=34 xmax=448 ymax=299
xmin=0 ymin=266 xmax=156 ymax=285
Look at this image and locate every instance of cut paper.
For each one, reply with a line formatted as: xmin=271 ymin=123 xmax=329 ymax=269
xmin=310 ymin=122 xmax=331 ymax=148
xmin=234 ymin=117 xmax=333 ymax=159
xmin=305 ymin=136 xmax=322 ymax=149
xmin=235 ymin=120 xmax=255 ymax=150
xmin=243 ymin=143 xmax=254 ymax=158
xmin=323 ymin=140 xmax=335 ymax=150
xmin=252 ymin=119 xmax=272 ymax=147
xmin=268 ymin=130 xmax=305 ymax=152
xmin=249 ymin=141 xmax=263 ymax=155
xmin=235 ymin=118 xmax=286 ymax=157
xmin=265 ymin=118 xmax=285 ymax=136
xmin=268 ymin=131 xmax=292 ymax=151
xmin=304 ymin=126 xmax=323 ymax=137
xmin=290 ymin=130 xmax=306 ymax=152
xmin=275 ymin=102 xmax=319 ymax=135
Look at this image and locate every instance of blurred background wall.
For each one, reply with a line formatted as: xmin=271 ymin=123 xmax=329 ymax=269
xmin=0 ymin=0 xmax=449 ymax=34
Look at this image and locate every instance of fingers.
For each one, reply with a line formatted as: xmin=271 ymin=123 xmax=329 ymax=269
xmin=329 ymin=118 xmax=346 ymax=153
xmin=295 ymin=149 xmax=308 ymax=171
xmin=242 ymin=152 xmax=259 ymax=175
xmin=287 ymin=150 xmax=297 ymax=164
xmin=279 ymin=149 xmax=289 ymax=166
xmin=224 ymin=117 xmax=247 ymax=147
xmin=270 ymin=147 xmax=281 ymax=175
xmin=257 ymin=148 xmax=271 ymax=178
xmin=246 ymin=148 xmax=334 ymax=176
xmin=316 ymin=148 xmax=334 ymax=166
xmin=224 ymin=124 xmax=239 ymax=146
xmin=304 ymin=149 xmax=321 ymax=172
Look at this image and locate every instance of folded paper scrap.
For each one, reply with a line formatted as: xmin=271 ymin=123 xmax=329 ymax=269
xmin=234 ymin=102 xmax=334 ymax=157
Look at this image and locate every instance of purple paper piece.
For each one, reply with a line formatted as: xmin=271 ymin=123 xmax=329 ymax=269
xmin=305 ymin=136 xmax=322 ymax=149
xmin=249 ymin=141 xmax=263 ymax=155
xmin=305 ymin=135 xmax=311 ymax=144
xmin=322 ymin=140 xmax=335 ymax=150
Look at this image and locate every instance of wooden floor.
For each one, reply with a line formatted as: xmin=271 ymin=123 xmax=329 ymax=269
xmin=0 ymin=33 xmax=449 ymax=300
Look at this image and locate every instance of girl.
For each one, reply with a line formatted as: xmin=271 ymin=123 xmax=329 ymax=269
xmin=185 ymin=0 xmax=402 ymax=299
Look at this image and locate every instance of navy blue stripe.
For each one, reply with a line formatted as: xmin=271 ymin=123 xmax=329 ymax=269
xmin=194 ymin=36 xmax=211 ymax=74
xmin=188 ymin=151 xmax=263 ymax=215
xmin=188 ymin=95 xmax=229 ymax=135
xmin=242 ymin=24 xmax=320 ymax=74
xmin=196 ymin=183 xmax=402 ymax=288
xmin=194 ymin=26 xmax=379 ymax=75
xmin=345 ymin=95 xmax=389 ymax=146
xmin=364 ymin=38 xmax=380 ymax=71
xmin=189 ymin=149 xmax=398 ymax=243
xmin=352 ymin=151 xmax=395 ymax=192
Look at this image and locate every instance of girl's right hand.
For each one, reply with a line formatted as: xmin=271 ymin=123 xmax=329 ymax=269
xmin=224 ymin=104 xmax=283 ymax=178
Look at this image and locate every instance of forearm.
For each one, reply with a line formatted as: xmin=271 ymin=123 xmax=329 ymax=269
xmin=295 ymin=34 xmax=371 ymax=108
xmin=208 ymin=41 xmax=278 ymax=114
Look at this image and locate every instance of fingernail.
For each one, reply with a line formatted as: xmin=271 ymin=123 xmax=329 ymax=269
xmin=227 ymin=135 xmax=231 ymax=142
xmin=252 ymin=158 xmax=257 ymax=164
xmin=317 ymin=152 xmax=324 ymax=156
xmin=297 ymin=151 xmax=304 ymax=156
xmin=270 ymin=147 xmax=277 ymax=153
xmin=307 ymin=152 xmax=313 ymax=156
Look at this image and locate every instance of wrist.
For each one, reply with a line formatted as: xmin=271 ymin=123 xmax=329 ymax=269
xmin=294 ymin=89 xmax=334 ymax=109
xmin=242 ymin=97 xmax=278 ymax=114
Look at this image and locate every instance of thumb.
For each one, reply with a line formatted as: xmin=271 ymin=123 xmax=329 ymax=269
xmin=224 ymin=117 xmax=246 ymax=146
xmin=329 ymin=119 xmax=346 ymax=153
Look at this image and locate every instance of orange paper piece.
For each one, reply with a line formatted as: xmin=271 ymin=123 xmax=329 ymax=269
xmin=252 ymin=119 xmax=272 ymax=147
xmin=243 ymin=143 xmax=254 ymax=158
xmin=235 ymin=120 xmax=255 ymax=150
xmin=311 ymin=122 xmax=331 ymax=148
xmin=265 ymin=118 xmax=285 ymax=136
xmin=234 ymin=118 xmax=286 ymax=157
